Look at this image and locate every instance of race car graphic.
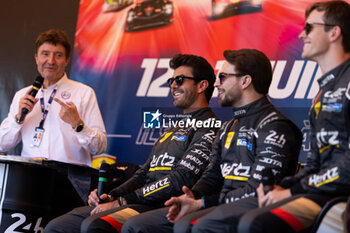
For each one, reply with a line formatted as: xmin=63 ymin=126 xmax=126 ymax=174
xmin=125 ymin=0 xmax=173 ymax=32
xmin=211 ymin=0 xmax=262 ymax=19
xmin=103 ymin=0 xmax=134 ymax=13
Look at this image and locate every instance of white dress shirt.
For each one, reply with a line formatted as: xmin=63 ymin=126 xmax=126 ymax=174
xmin=0 ymin=74 xmax=107 ymax=166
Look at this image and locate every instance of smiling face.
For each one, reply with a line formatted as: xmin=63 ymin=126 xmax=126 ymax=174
xmin=299 ymin=10 xmax=332 ymax=62
xmin=35 ymin=42 xmax=69 ymax=88
xmin=170 ymin=65 xmax=199 ymax=112
xmin=214 ymin=61 xmax=243 ymax=107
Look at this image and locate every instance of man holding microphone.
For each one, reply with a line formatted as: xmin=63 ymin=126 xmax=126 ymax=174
xmin=0 ymin=29 xmax=107 ymax=166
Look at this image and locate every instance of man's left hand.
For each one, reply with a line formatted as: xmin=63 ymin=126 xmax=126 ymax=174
xmin=90 ymin=200 xmax=120 ymax=215
xmin=54 ymin=98 xmax=82 ymax=128
xmin=257 ymin=183 xmax=291 ymax=207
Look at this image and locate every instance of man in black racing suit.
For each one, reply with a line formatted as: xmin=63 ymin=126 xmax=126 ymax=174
xmin=174 ymin=2 xmax=350 ymax=233
xmin=235 ymin=2 xmax=350 ymax=232
xmin=121 ymin=49 xmax=302 ymax=233
xmin=44 ymin=54 xmax=220 ymax=233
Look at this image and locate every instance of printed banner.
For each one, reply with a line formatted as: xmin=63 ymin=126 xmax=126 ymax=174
xmin=71 ymin=0 xmax=347 ymax=164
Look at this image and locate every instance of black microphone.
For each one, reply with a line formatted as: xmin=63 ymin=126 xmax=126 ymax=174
xmin=97 ymin=161 xmax=110 ymax=200
xmin=19 ymin=75 xmax=44 ymax=122
xmin=261 ymin=168 xmax=274 ymax=194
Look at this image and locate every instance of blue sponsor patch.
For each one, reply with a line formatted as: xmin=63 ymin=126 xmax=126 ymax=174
xmin=322 ymin=103 xmax=342 ymax=112
xmin=172 ymin=135 xmax=187 ymax=141
xmin=237 ymin=139 xmax=252 ymax=151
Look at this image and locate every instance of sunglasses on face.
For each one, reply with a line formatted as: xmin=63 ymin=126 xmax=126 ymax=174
xmin=303 ymin=22 xmax=337 ymax=35
xmin=167 ymin=75 xmax=197 ymax=87
xmin=218 ymin=72 xmax=245 ymax=84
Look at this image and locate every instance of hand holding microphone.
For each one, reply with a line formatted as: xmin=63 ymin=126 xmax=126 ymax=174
xmin=16 ymin=76 xmax=44 ymax=123
xmin=88 ymin=162 xmax=112 ymax=207
xmin=258 ymin=168 xmax=292 ymax=207
xmin=261 ymin=168 xmax=274 ymax=194
xmin=97 ymin=161 xmax=111 ymax=203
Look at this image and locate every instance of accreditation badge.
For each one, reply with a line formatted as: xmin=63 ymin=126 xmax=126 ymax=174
xmin=31 ymin=127 xmax=45 ymax=147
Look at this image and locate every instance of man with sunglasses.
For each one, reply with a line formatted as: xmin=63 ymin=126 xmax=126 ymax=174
xmin=121 ymin=49 xmax=302 ymax=233
xmin=234 ymin=1 xmax=350 ymax=232
xmin=45 ymin=54 xmax=220 ymax=233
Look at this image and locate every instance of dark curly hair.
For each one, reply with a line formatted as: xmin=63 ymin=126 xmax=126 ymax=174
xmin=169 ymin=54 xmax=216 ymax=103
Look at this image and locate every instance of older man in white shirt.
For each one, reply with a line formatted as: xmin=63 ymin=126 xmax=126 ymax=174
xmin=0 ymin=29 xmax=107 ymax=166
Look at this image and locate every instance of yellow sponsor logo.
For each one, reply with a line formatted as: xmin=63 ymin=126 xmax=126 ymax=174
xmin=308 ymin=167 xmax=339 ymax=187
xmin=149 ymin=167 xmax=172 ymax=171
xmin=159 ymin=132 xmax=173 ymax=143
xmin=319 ymin=144 xmax=331 ymax=154
xmin=319 ymin=144 xmax=339 ymax=154
xmin=315 ymin=175 xmax=339 ymax=187
xmin=314 ymin=101 xmax=321 ymax=118
xmin=224 ymin=132 xmax=235 ymax=149
xmin=144 ymin=184 xmax=170 ymax=197
xmin=224 ymin=175 xmax=248 ymax=181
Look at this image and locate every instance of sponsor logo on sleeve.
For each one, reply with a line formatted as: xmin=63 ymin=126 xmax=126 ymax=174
xmin=225 ymin=192 xmax=255 ymax=203
xmin=179 ymin=160 xmax=201 ymax=174
xmin=221 ymin=163 xmax=250 ymax=180
xmin=259 ymin=157 xmax=282 ymax=167
xmin=308 ymin=167 xmax=339 ymax=187
xmin=264 ymin=130 xmax=286 ymax=148
xmin=316 ymin=128 xmax=339 ymax=150
xmin=143 ymin=177 xmax=170 ymax=196
xmin=149 ymin=152 xmax=175 ymax=171
xmin=256 ymin=165 xmax=265 ymax=171
xmin=260 ymin=147 xmax=285 ymax=158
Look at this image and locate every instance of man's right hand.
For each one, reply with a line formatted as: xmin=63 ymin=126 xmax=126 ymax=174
xmin=165 ymin=186 xmax=202 ymax=223
xmin=16 ymin=88 xmax=38 ymax=120
xmin=87 ymin=189 xmax=113 ymax=207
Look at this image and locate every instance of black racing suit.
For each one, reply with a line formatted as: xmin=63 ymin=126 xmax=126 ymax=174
xmin=237 ymin=59 xmax=350 ymax=233
xmin=191 ymin=96 xmax=302 ymax=207
xmin=44 ymin=107 xmax=220 ymax=233
xmin=109 ymin=107 xmax=219 ymax=204
xmin=286 ymin=58 xmax=350 ymax=195
xmin=120 ymin=96 xmax=302 ymax=233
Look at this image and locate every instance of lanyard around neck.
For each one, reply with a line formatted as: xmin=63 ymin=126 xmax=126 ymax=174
xmin=38 ymin=87 xmax=57 ymax=129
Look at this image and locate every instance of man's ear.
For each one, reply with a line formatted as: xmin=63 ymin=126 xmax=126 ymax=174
xmin=197 ymin=80 xmax=209 ymax=94
xmin=240 ymin=75 xmax=252 ymax=90
xmin=34 ymin=53 xmax=38 ymax=65
xmin=329 ymin=25 xmax=342 ymax=43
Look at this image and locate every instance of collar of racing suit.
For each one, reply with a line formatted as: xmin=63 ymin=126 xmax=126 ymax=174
xmin=318 ymin=57 xmax=350 ymax=88
xmin=232 ymin=96 xmax=272 ymax=119
xmin=178 ymin=107 xmax=215 ymax=121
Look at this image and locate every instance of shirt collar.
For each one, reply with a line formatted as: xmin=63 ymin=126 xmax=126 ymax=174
xmin=42 ymin=73 xmax=68 ymax=91
xmin=318 ymin=58 xmax=350 ymax=88
xmin=232 ymin=96 xmax=270 ymax=119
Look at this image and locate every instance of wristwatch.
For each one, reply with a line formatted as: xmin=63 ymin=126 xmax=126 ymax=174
xmin=73 ymin=122 xmax=84 ymax=132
